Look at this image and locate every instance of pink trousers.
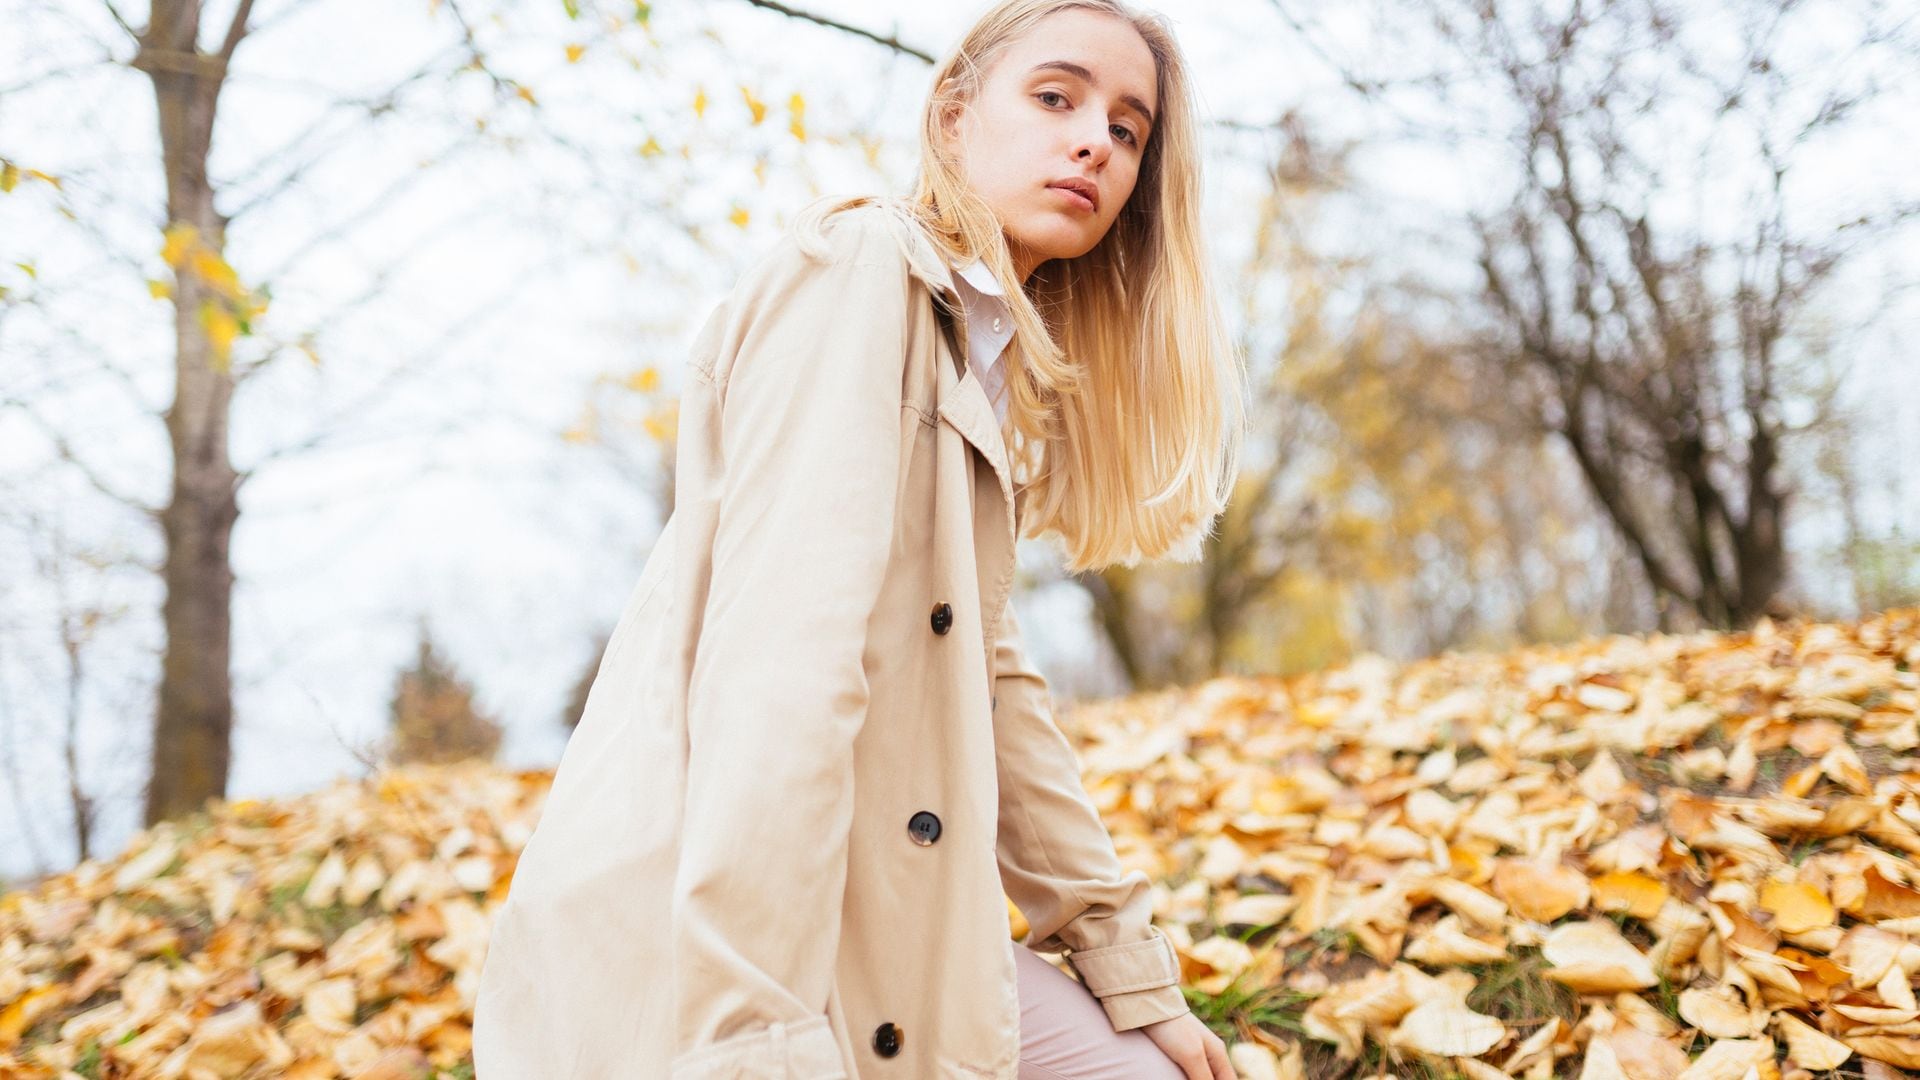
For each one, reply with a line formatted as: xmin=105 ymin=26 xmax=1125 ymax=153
xmin=1012 ymin=944 xmax=1189 ymax=1080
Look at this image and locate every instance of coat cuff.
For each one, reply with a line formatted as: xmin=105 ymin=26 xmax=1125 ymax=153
xmin=1064 ymin=926 xmax=1191 ymax=1032
xmin=669 ymin=1015 xmax=847 ymax=1079
xmin=1095 ymin=982 xmax=1193 ymax=1032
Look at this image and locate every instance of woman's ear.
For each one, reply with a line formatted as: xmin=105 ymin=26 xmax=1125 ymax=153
xmin=935 ymin=91 xmax=967 ymax=150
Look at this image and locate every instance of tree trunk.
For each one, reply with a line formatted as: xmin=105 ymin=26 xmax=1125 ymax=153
xmin=137 ymin=0 xmax=246 ymax=826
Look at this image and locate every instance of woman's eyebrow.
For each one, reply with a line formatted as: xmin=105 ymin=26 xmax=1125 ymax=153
xmin=1026 ymin=59 xmax=1156 ymax=131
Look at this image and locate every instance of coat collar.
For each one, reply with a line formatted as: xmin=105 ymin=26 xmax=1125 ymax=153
xmin=925 ymin=254 xmax=1013 ymax=518
xmin=900 ymin=232 xmax=1009 ymax=466
xmin=902 ymin=223 xmax=1020 ymax=642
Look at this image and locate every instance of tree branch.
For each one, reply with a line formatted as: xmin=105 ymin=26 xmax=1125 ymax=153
xmin=216 ymin=0 xmax=256 ymax=63
xmin=737 ymin=0 xmax=934 ymax=63
xmin=99 ymin=0 xmax=139 ymax=43
xmin=0 ymin=395 xmax=164 ymax=521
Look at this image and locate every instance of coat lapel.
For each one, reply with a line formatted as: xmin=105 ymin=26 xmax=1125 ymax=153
xmin=923 ymin=262 xmax=1020 ymax=652
xmin=924 ymin=263 xmax=1014 ymax=516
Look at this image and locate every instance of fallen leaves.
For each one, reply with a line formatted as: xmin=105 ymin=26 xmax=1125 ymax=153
xmin=1069 ymin=607 xmax=1920 ymax=1077
xmin=1758 ymin=880 xmax=1836 ymax=934
xmin=1492 ymin=859 xmax=1591 ymax=922
xmin=0 ymin=607 xmax=1917 ymax=1078
xmin=0 ymin=765 xmax=526 ymax=1077
xmin=1541 ymin=919 xmax=1661 ymax=994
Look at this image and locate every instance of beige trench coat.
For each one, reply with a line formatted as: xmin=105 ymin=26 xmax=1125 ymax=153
xmin=471 ymin=193 xmax=1190 ymax=1079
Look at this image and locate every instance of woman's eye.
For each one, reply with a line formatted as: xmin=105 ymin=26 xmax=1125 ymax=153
xmin=1037 ymin=91 xmax=1137 ymax=147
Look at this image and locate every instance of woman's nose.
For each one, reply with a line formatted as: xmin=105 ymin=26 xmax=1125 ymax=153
xmin=1072 ymin=121 xmax=1113 ymax=166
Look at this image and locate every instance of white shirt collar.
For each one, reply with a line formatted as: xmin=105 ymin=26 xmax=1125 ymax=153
xmin=953 ymin=256 xmax=1006 ymax=298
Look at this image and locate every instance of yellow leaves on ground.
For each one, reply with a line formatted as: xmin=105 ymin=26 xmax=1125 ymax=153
xmin=1303 ymin=962 xmax=1506 ymax=1061
xmin=1540 ymin=919 xmax=1659 ymax=993
xmin=1050 ymin=607 xmax=1920 ymax=1076
xmin=1679 ymin=982 xmax=1768 ymax=1038
xmin=0 ymin=766 xmax=516 ymax=1076
xmin=1591 ymin=870 xmax=1671 ymax=919
xmin=0 ymin=987 xmax=61 ymax=1047
xmin=2 ymin=609 xmax=1919 ymax=1078
xmin=1759 ymin=880 xmax=1836 ymax=934
xmin=1775 ymin=1011 xmax=1852 ymax=1069
xmin=1491 ymin=858 xmax=1590 ymax=922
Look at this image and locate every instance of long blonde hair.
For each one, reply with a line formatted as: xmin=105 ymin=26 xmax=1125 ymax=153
xmin=908 ymin=0 xmax=1246 ymax=571
xmin=798 ymin=1 xmax=1245 ymax=571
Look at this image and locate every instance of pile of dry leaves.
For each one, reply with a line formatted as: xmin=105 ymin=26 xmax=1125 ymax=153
xmin=2 ymin=608 xmax=1917 ymax=1079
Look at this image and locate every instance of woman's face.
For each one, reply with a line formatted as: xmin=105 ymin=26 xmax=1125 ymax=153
xmin=943 ymin=9 xmax=1158 ymax=284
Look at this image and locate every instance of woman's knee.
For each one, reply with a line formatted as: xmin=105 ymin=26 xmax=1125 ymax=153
xmin=1012 ymin=945 xmax=1189 ymax=1080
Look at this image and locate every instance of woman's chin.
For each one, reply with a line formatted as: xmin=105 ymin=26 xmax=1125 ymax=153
xmin=1008 ymin=225 xmax=1098 ymax=268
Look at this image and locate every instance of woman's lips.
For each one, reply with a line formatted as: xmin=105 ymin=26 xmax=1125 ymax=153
xmin=1049 ymin=184 xmax=1097 ymax=212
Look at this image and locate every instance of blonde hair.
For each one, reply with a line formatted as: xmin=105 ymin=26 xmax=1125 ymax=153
xmin=914 ymin=0 xmax=1248 ymax=571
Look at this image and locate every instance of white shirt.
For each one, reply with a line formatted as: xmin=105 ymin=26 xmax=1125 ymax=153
xmin=948 ymin=257 xmax=1014 ymax=425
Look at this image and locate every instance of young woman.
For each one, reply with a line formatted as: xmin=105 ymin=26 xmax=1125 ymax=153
xmin=472 ymin=1 xmax=1246 ymax=1077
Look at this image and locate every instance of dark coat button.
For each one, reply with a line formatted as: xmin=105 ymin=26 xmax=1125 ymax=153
xmin=907 ymin=810 xmax=941 ymax=845
xmin=931 ymin=602 xmax=953 ymax=635
xmin=872 ymin=1021 xmax=902 ymax=1057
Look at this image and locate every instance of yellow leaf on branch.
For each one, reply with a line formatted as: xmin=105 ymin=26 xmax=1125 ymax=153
xmin=740 ymin=85 xmax=767 ymax=125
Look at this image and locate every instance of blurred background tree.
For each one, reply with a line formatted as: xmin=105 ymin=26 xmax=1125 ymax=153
xmin=1266 ymin=0 xmax=1919 ymax=633
xmin=385 ymin=619 xmax=502 ymax=766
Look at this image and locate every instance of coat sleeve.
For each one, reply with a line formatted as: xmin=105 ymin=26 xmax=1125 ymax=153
xmin=668 ymin=219 xmax=909 ymax=1078
xmin=990 ymin=600 xmax=1191 ymax=1033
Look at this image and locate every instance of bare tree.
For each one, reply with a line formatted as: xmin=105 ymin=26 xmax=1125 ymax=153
xmin=1263 ymin=0 xmax=1918 ymax=629
xmin=121 ymin=0 xmax=252 ymax=828
xmin=1432 ymin=0 xmax=1917 ymax=628
xmin=110 ymin=0 xmax=535 ymax=824
xmin=0 ymin=0 xmax=927 ymax=839
xmin=0 ymin=499 xmax=135 ymax=869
